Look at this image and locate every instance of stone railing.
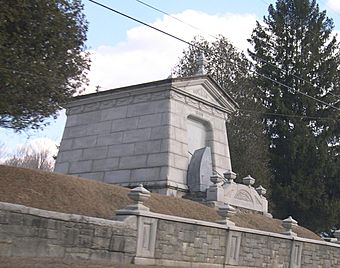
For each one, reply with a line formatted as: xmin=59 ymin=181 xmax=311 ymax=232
xmin=1 ymin=185 xmax=340 ymax=267
xmin=207 ymin=172 xmax=270 ymax=215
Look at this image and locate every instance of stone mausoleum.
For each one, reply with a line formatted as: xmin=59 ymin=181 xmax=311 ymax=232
xmin=55 ymin=74 xmax=269 ymax=214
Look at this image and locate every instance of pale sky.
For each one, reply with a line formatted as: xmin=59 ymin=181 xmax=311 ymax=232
xmin=1 ymin=0 xmax=339 ymax=157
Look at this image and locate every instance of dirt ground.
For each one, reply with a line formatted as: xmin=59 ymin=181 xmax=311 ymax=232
xmin=0 ymin=165 xmax=320 ymax=240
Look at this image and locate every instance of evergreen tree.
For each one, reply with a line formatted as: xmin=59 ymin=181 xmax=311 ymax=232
xmin=174 ymin=36 xmax=272 ymax=191
xmin=0 ymin=0 xmax=90 ymax=130
xmin=249 ymin=0 xmax=340 ymax=232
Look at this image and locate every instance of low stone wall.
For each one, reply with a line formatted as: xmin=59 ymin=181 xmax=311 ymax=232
xmin=1 ymin=201 xmax=340 ymax=267
xmin=129 ymin=211 xmax=340 ymax=268
xmin=0 ymin=202 xmax=137 ymax=264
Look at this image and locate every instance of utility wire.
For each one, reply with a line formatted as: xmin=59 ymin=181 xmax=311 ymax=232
xmin=239 ymin=109 xmax=338 ymax=122
xmin=134 ymin=0 xmax=340 ymax=104
xmin=88 ymin=0 xmax=340 ymax=112
xmin=88 ymin=0 xmax=194 ymax=48
xmin=135 ymin=0 xmax=217 ymax=40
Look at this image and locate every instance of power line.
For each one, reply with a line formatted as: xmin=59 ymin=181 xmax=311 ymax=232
xmin=172 ymin=82 xmax=339 ymax=122
xmin=135 ymin=0 xmax=217 ymax=40
xmin=132 ymin=0 xmax=340 ymax=106
xmin=88 ymin=0 xmax=193 ymax=47
xmin=88 ymin=0 xmax=340 ymax=112
xmin=239 ymin=109 xmax=339 ymax=122
xmin=253 ymin=71 xmax=340 ymax=111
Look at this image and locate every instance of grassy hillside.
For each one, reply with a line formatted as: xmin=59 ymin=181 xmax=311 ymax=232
xmin=0 ymin=165 xmax=320 ymax=240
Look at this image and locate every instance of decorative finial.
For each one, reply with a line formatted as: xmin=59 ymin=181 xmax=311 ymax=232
xmin=256 ymin=185 xmax=267 ymax=196
xmin=282 ymin=216 xmax=298 ymax=236
xmin=216 ymin=203 xmax=236 ymax=226
xmin=223 ymin=170 xmax=237 ymax=183
xmin=196 ymin=52 xmax=207 ymax=75
xmin=242 ymin=175 xmax=255 ymax=187
xmin=126 ymin=184 xmax=151 ymax=211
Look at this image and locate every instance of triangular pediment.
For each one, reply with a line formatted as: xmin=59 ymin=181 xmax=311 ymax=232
xmin=172 ymin=75 xmax=238 ymax=113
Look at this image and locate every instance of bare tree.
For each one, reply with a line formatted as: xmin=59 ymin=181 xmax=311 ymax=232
xmin=0 ymin=143 xmax=7 ymax=160
xmin=3 ymin=144 xmax=55 ymax=172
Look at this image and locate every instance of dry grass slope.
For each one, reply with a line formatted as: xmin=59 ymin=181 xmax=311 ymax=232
xmin=0 ymin=165 xmax=319 ymax=240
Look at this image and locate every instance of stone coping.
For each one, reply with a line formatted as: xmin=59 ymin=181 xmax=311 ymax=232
xmin=1 ymin=201 xmax=339 ymax=248
xmin=134 ymin=257 xmax=228 ymax=268
xmin=117 ymin=209 xmax=340 ymax=248
xmin=0 ymin=201 xmax=135 ymax=228
xmin=68 ymin=83 xmax=171 ymax=108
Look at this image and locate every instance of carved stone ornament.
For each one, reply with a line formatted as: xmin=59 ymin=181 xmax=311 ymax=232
xmin=224 ymin=170 xmax=237 ymax=183
xmin=333 ymin=230 xmax=340 ymax=243
xmin=242 ymin=175 xmax=255 ymax=187
xmin=210 ymin=174 xmax=223 ymax=185
xmin=234 ymin=190 xmax=253 ymax=202
xmin=256 ymin=185 xmax=267 ymax=196
xmin=282 ymin=216 xmax=298 ymax=236
xmin=126 ymin=184 xmax=151 ymax=211
xmin=216 ymin=203 xmax=236 ymax=226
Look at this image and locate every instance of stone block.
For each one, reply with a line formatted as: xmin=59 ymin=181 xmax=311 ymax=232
xmin=161 ymin=139 xmax=182 ymax=154
xmin=123 ymin=129 xmax=151 ymax=143
xmin=131 ymin=168 xmax=161 ymax=182
xmin=0 ymin=239 xmax=12 ymax=256
xmin=104 ymin=170 xmax=131 ymax=183
xmin=212 ymin=142 xmax=226 ymax=156
xmin=147 ymin=153 xmax=168 ymax=167
xmin=169 ymin=113 xmax=185 ymax=128
xmin=214 ymin=154 xmax=229 ymax=169
xmin=87 ymin=121 xmax=112 ymax=136
xmin=101 ymin=106 xmax=128 ymax=121
xmin=69 ymin=160 xmax=92 ymax=173
xmin=83 ymin=146 xmax=108 ymax=160
xmin=63 ymin=125 xmax=89 ymax=139
xmin=138 ymin=114 xmax=162 ymax=128
xmin=150 ymin=126 xmax=169 ymax=140
xmin=119 ymin=155 xmax=147 ymax=169
xmin=112 ymin=117 xmax=139 ymax=132
xmin=75 ymin=110 xmax=101 ymax=125
xmin=109 ymin=235 xmax=125 ymax=252
xmin=65 ymin=114 xmax=79 ymax=127
xmin=93 ymin=158 xmax=119 ymax=171
xmin=58 ymin=149 xmax=83 ymax=162
xmin=78 ymin=172 xmax=104 ymax=181
xmin=127 ymin=100 xmax=168 ymax=117
xmin=135 ymin=140 xmax=162 ymax=155
xmin=97 ymin=132 xmax=123 ymax=146
xmin=107 ymin=144 xmax=135 ymax=157
xmin=72 ymin=136 xmax=97 ymax=149
xmin=92 ymin=237 xmax=110 ymax=249
xmin=167 ymin=168 xmax=186 ymax=184
xmin=213 ymin=119 xmax=227 ymax=131
xmin=46 ymin=244 xmax=65 ymax=257
xmin=58 ymin=139 xmax=73 ymax=151
xmin=173 ymin=154 xmax=189 ymax=170
xmin=54 ymin=162 xmax=69 ymax=173
xmin=174 ymin=127 xmax=187 ymax=143
xmin=161 ymin=112 xmax=171 ymax=125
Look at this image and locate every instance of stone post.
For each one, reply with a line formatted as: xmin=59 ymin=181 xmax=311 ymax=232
xmin=282 ymin=216 xmax=298 ymax=237
xmin=123 ymin=184 xmax=151 ymax=212
xmin=216 ymin=203 xmax=236 ymax=226
xmin=242 ymin=175 xmax=255 ymax=187
xmin=256 ymin=185 xmax=266 ymax=196
xmin=334 ymin=230 xmax=340 ymax=244
xmin=206 ymin=174 xmax=224 ymax=202
xmin=224 ymin=170 xmax=237 ymax=183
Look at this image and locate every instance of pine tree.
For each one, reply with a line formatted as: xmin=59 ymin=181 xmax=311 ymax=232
xmin=0 ymin=0 xmax=89 ymax=130
xmin=249 ymin=0 xmax=340 ymax=232
xmin=174 ymin=36 xmax=272 ymax=191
